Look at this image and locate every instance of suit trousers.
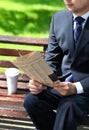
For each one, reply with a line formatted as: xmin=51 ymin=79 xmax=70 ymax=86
xmin=24 ymin=87 xmax=89 ymax=130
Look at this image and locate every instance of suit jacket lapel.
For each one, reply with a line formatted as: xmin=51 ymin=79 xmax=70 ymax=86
xmin=65 ymin=12 xmax=75 ymax=57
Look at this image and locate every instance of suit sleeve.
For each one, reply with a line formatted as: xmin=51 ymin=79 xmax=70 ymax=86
xmin=80 ymin=77 xmax=89 ymax=94
xmin=45 ymin=15 xmax=63 ymax=77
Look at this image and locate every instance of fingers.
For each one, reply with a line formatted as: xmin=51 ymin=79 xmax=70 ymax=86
xmin=52 ymin=82 xmax=77 ymax=96
xmin=29 ymin=79 xmax=42 ymax=86
xmin=28 ymin=79 xmax=47 ymax=94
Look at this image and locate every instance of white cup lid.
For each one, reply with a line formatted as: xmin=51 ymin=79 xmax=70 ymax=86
xmin=5 ymin=68 xmax=19 ymax=77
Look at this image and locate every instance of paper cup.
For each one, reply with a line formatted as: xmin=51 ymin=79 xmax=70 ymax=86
xmin=5 ymin=68 xmax=19 ymax=95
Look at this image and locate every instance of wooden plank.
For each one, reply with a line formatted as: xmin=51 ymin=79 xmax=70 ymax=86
xmin=0 ymin=116 xmax=35 ymax=130
xmin=0 ymin=35 xmax=48 ymax=46
xmin=0 ymin=107 xmax=30 ymax=119
xmin=0 ymin=96 xmax=24 ymax=107
xmin=0 ymin=48 xmax=32 ymax=56
xmin=0 ymin=88 xmax=28 ymax=97
xmin=77 ymin=125 xmax=89 ymax=130
xmin=0 ymin=60 xmax=15 ymax=68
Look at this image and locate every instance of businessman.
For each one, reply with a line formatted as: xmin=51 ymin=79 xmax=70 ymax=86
xmin=24 ymin=0 xmax=89 ymax=130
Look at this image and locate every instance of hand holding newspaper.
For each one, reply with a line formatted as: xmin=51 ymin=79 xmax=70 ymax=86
xmin=12 ymin=51 xmax=59 ymax=86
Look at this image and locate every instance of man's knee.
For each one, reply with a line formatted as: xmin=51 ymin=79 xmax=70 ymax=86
xmin=24 ymin=93 xmax=34 ymax=109
xmin=58 ymin=98 xmax=76 ymax=112
xmin=24 ymin=93 xmax=40 ymax=110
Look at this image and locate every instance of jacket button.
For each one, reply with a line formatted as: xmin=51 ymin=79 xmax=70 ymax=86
xmin=64 ymin=50 xmax=68 ymax=55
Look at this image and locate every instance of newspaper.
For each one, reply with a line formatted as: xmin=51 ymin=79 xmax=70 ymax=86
xmin=12 ymin=51 xmax=59 ymax=86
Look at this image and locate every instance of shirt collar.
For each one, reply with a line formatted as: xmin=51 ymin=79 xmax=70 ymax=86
xmin=73 ymin=11 xmax=89 ymax=21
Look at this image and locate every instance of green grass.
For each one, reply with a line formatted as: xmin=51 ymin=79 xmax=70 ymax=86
xmin=0 ymin=0 xmax=65 ymax=38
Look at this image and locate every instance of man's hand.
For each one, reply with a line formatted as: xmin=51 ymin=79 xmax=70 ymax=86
xmin=52 ymin=82 xmax=77 ymax=96
xmin=28 ymin=79 xmax=47 ymax=94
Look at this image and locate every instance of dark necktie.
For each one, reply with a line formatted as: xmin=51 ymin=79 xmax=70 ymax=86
xmin=74 ymin=17 xmax=85 ymax=46
xmin=65 ymin=17 xmax=85 ymax=82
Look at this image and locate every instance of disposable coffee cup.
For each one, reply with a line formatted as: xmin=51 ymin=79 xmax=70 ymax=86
xmin=5 ymin=68 xmax=19 ymax=95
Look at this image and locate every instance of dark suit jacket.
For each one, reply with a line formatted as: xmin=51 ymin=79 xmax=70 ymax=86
xmin=45 ymin=9 xmax=89 ymax=94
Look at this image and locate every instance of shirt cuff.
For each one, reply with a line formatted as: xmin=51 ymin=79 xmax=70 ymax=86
xmin=74 ymin=82 xmax=84 ymax=94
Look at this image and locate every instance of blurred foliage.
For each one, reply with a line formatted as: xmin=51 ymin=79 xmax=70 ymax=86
xmin=0 ymin=0 xmax=65 ymax=38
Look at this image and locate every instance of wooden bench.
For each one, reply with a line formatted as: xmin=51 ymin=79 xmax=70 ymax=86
xmin=0 ymin=35 xmax=48 ymax=129
xmin=0 ymin=35 xmax=89 ymax=129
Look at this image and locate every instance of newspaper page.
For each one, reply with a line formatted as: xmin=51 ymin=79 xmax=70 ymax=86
xmin=12 ymin=51 xmax=59 ymax=86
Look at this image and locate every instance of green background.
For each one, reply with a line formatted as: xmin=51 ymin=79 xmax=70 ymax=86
xmin=0 ymin=0 xmax=65 ymax=38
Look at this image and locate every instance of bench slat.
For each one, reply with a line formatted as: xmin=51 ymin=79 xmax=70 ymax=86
xmin=0 ymin=60 xmax=15 ymax=68
xmin=0 ymin=107 xmax=30 ymax=119
xmin=0 ymin=96 xmax=24 ymax=107
xmin=0 ymin=48 xmax=32 ymax=56
xmin=0 ymin=35 xmax=48 ymax=46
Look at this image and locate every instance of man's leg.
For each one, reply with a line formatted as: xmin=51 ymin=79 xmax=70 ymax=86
xmin=24 ymin=88 xmax=61 ymax=130
xmin=53 ymin=94 xmax=89 ymax=130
